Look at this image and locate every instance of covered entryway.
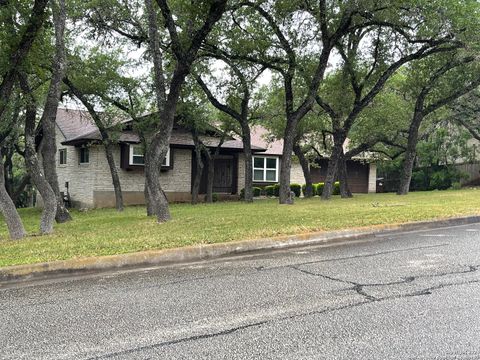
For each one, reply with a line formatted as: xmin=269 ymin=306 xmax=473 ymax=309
xmin=192 ymin=153 xmax=239 ymax=194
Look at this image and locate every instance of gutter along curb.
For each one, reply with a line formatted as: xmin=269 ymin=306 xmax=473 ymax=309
xmin=1 ymin=215 xmax=480 ymax=285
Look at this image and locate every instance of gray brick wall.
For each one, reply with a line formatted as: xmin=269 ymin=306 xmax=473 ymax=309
xmin=52 ymin=126 xmax=193 ymax=208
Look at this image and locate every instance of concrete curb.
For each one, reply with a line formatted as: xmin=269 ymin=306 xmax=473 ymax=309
xmin=1 ymin=215 xmax=480 ymax=285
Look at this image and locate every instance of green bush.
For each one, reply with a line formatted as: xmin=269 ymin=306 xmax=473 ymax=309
xmin=316 ymin=182 xmax=325 ymax=196
xmin=273 ymin=183 xmax=280 ymax=197
xmin=212 ymin=193 xmax=219 ymax=202
xmin=240 ymin=187 xmax=263 ymax=198
xmin=302 ymin=183 xmax=318 ymax=197
xmin=333 ymin=181 xmax=341 ymax=195
xmin=265 ymin=185 xmax=276 ymax=197
xmin=315 ymin=182 xmax=340 ymax=196
xmin=290 ymin=183 xmax=301 ymax=197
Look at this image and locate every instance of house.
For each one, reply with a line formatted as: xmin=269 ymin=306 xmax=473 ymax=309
xmin=46 ymin=108 xmax=376 ymax=209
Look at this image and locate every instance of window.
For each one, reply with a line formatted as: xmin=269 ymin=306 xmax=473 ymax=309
xmin=129 ymin=145 xmax=145 ymax=165
xmin=59 ymin=149 xmax=67 ymax=165
xmin=253 ymin=156 xmax=278 ymax=182
xmin=129 ymin=145 xmax=170 ymax=167
xmin=79 ymin=147 xmax=89 ymax=164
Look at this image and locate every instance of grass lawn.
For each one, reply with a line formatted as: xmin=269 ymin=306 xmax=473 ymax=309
xmin=1 ymin=189 xmax=480 ymax=267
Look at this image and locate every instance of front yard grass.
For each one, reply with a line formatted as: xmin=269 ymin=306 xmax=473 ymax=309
xmin=1 ymin=189 xmax=480 ymax=267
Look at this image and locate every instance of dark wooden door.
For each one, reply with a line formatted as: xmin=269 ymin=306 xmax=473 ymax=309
xmin=213 ymin=159 xmax=233 ymax=193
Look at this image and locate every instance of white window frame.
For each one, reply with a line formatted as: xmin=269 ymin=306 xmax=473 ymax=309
xmin=253 ymin=156 xmax=279 ymax=182
xmin=129 ymin=144 xmax=170 ymax=167
xmin=59 ymin=148 xmax=67 ymax=165
xmin=79 ymin=147 xmax=89 ymax=164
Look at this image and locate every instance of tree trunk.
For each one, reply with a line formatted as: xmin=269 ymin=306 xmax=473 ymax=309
xmin=0 ymin=150 xmax=26 ymax=240
xmin=3 ymin=147 xmax=14 ymax=197
xmin=24 ymin=100 xmax=57 ymax=235
xmin=191 ymin=133 xmax=204 ymax=205
xmin=145 ymin=133 xmax=171 ymax=222
xmin=144 ymin=183 xmax=154 ymax=216
xmin=206 ymin=156 xmax=215 ymax=203
xmin=40 ymin=0 xmax=71 ymax=223
xmin=241 ymin=122 xmax=253 ymax=202
xmin=293 ymin=143 xmax=313 ymax=198
xmin=321 ymin=131 xmax=346 ymax=200
xmin=338 ymin=153 xmax=353 ymax=198
xmin=104 ymin=142 xmax=124 ymax=211
xmin=397 ymin=111 xmax=423 ymax=195
xmin=279 ymin=120 xmax=296 ymax=204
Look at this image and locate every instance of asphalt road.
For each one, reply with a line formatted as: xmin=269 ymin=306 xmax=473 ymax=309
xmin=1 ymin=223 xmax=480 ymax=359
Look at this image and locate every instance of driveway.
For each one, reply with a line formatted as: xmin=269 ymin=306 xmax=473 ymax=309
xmin=1 ymin=223 xmax=480 ymax=359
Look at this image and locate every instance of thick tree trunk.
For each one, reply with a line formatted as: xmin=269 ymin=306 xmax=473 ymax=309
xmin=41 ymin=0 xmax=71 ymax=223
xmin=293 ymin=143 xmax=313 ymax=198
xmin=322 ymin=132 xmax=346 ymax=200
xmin=397 ymin=111 xmax=423 ymax=195
xmin=104 ymin=142 xmax=124 ymax=211
xmin=279 ymin=120 xmax=297 ymax=204
xmin=144 ymin=0 xmax=226 ymax=220
xmin=145 ymin=133 xmax=171 ymax=222
xmin=338 ymin=153 xmax=353 ymax=198
xmin=0 ymin=150 xmax=26 ymax=240
xmin=24 ymin=100 xmax=57 ymax=235
xmin=241 ymin=122 xmax=253 ymax=202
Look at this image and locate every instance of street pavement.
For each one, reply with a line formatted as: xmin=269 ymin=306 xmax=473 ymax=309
xmin=1 ymin=223 xmax=480 ymax=359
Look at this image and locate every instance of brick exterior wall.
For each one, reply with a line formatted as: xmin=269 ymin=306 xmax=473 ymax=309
xmin=49 ymin=126 xmax=193 ymax=208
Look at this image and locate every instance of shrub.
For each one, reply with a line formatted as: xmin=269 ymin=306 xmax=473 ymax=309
xmin=315 ymin=182 xmax=340 ymax=196
xmin=290 ymin=183 xmax=301 ymax=197
xmin=302 ymin=183 xmax=318 ymax=197
xmin=212 ymin=193 xmax=219 ymax=202
xmin=265 ymin=185 xmax=276 ymax=197
xmin=316 ymin=182 xmax=325 ymax=196
xmin=240 ymin=187 xmax=263 ymax=198
xmin=273 ymin=183 xmax=280 ymax=197
xmin=333 ymin=181 xmax=341 ymax=195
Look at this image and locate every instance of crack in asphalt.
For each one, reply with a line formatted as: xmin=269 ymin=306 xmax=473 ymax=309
xmin=289 ymin=263 xmax=479 ymax=302
xmin=85 ymin=321 xmax=269 ymax=360
xmin=82 ymin=265 xmax=480 ymax=358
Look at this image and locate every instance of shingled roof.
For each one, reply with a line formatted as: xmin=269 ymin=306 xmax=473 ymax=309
xmin=56 ymin=108 xmax=265 ymax=152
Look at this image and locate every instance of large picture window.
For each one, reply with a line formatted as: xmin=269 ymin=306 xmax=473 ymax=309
xmin=129 ymin=145 xmax=170 ymax=167
xmin=253 ymin=156 xmax=278 ymax=182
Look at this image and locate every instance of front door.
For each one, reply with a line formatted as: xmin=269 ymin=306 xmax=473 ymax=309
xmin=213 ymin=159 xmax=233 ymax=193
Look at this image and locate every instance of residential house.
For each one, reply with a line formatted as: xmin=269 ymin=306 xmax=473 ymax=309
xmin=42 ymin=108 xmax=376 ymax=208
